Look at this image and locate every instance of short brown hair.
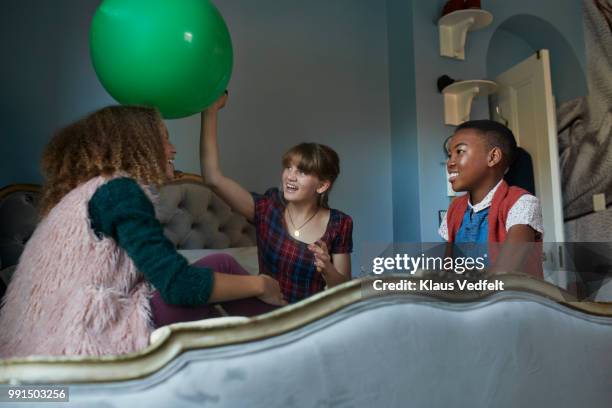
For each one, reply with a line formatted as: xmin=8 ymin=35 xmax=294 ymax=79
xmin=40 ymin=106 xmax=167 ymax=216
xmin=281 ymin=143 xmax=340 ymax=208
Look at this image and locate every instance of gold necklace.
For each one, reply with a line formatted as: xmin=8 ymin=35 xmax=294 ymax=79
xmin=287 ymin=206 xmax=319 ymax=237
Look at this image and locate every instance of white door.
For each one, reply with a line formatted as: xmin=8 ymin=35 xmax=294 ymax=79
xmin=491 ymin=50 xmax=566 ymax=285
xmin=492 ymin=50 xmax=564 ymax=241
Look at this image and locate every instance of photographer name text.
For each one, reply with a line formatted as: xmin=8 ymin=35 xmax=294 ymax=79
xmin=372 ymin=279 xmax=504 ymax=292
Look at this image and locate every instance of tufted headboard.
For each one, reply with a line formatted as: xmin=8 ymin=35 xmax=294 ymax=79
xmin=0 ymin=173 xmax=255 ymax=277
xmin=157 ymin=173 xmax=255 ymax=249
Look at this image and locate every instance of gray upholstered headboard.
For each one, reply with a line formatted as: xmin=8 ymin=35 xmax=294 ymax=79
xmin=0 ymin=173 xmax=255 ymax=277
xmin=157 ymin=173 xmax=255 ymax=249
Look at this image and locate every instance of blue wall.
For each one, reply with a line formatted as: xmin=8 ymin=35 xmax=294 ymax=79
xmin=486 ymin=28 xmax=534 ymax=85
xmin=487 ymin=15 xmax=588 ymax=105
xmin=0 ymin=0 xmax=587 ymax=251
xmin=0 ymin=1 xmax=114 ymax=187
xmin=387 ymin=0 xmax=420 ymax=243
xmin=0 ymin=0 xmax=394 ymax=271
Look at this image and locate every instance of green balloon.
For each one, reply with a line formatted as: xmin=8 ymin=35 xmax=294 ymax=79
xmin=90 ymin=0 xmax=233 ymax=119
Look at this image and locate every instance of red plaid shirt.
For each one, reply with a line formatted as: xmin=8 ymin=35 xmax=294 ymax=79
xmin=252 ymin=188 xmax=353 ymax=303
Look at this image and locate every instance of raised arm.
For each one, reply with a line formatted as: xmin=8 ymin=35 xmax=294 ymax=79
xmin=200 ymin=93 xmax=255 ymax=221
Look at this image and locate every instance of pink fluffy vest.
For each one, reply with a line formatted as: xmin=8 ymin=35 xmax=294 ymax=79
xmin=0 ymin=176 xmax=153 ymax=358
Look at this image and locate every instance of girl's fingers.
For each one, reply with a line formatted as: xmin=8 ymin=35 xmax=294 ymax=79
xmin=308 ymin=244 xmax=324 ymax=255
xmin=313 ymin=253 xmax=330 ymax=264
xmin=317 ymin=240 xmax=328 ymax=252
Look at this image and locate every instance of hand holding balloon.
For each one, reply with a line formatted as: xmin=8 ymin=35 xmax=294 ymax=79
xmin=208 ymin=91 xmax=228 ymax=112
xmin=90 ymin=0 xmax=233 ymax=119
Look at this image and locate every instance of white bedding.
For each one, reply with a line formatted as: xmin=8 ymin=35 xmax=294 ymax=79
xmin=178 ymin=246 xmax=259 ymax=275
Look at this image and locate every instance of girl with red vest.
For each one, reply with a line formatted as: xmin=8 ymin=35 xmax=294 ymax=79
xmin=439 ymin=120 xmax=544 ymax=278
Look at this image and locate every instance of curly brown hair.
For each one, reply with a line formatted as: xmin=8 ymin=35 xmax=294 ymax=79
xmin=39 ymin=105 xmax=167 ymax=216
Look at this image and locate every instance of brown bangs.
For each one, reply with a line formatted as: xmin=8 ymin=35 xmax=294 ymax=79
xmin=282 ymin=146 xmax=319 ymax=175
xmin=281 ymin=143 xmax=340 ymax=183
xmin=281 ymin=143 xmax=340 ymax=208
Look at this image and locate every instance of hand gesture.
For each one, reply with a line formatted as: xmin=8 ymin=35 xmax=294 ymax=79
xmin=308 ymin=240 xmax=332 ymax=273
xmin=257 ymin=274 xmax=287 ymax=306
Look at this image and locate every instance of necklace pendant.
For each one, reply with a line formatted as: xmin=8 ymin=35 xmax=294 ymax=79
xmin=294 ymin=230 xmax=300 ymax=237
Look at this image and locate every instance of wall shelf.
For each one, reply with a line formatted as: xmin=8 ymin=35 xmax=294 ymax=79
xmin=443 ymin=79 xmax=497 ymax=125
xmin=438 ymin=9 xmax=493 ymax=60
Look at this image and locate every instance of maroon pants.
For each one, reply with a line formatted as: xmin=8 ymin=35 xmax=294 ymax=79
xmin=150 ymin=253 xmax=278 ymax=328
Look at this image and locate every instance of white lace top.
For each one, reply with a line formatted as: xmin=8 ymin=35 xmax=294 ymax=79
xmin=438 ymin=180 xmax=544 ymax=241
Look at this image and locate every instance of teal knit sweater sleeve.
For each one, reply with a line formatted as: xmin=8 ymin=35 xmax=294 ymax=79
xmin=88 ymin=178 xmax=214 ymax=306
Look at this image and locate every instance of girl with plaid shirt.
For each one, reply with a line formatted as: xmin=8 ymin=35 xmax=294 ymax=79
xmin=200 ymin=93 xmax=353 ymax=303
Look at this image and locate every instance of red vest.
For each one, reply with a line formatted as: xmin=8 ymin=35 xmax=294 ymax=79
xmin=446 ymin=180 xmax=543 ymax=278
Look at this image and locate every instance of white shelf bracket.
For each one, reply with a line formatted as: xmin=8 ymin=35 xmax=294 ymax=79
xmin=442 ymin=80 xmax=497 ymax=125
xmin=440 ymin=17 xmax=475 ymax=60
xmin=445 ymin=85 xmax=478 ymax=124
xmin=438 ymin=9 xmax=493 ymax=60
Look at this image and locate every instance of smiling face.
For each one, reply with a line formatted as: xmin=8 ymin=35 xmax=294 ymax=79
xmin=160 ymin=124 xmax=176 ymax=180
xmin=446 ymin=129 xmax=493 ymax=192
xmin=282 ymin=155 xmax=330 ymax=204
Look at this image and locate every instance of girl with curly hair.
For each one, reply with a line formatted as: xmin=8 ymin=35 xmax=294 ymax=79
xmin=0 ymin=106 xmax=285 ymax=359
